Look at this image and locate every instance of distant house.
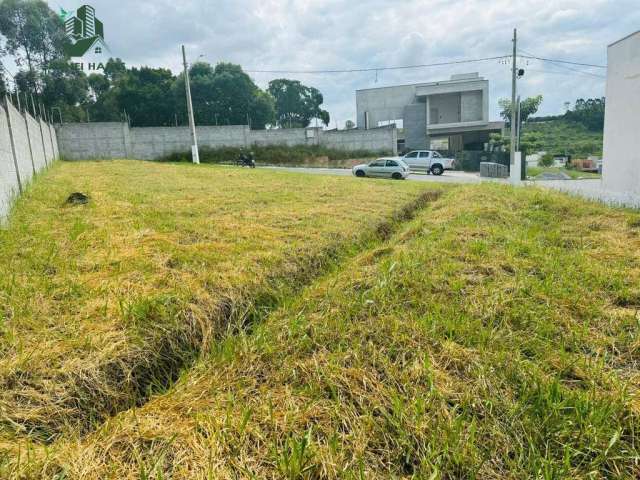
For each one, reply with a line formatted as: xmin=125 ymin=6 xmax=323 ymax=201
xmin=355 ymin=73 xmax=504 ymax=152
xmin=602 ymin=31 xmax=640 ymax=199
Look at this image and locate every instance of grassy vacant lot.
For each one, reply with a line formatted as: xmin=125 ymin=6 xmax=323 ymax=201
xmin=527 ymin=166 xmax=601 ymax=180
xmin=0 ymin=161 xmax=430 ymax=444
xmin=6 ymin=181 xmax=640 ymax=479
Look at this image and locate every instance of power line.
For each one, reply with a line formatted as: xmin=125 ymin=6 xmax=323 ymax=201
xmin=518 ymin=54 xmax=606 ymax=69
xmin=525 ymin=68 xmax=606 ymax=79
xmin=519 ymin=49 xmax=606 ymax=79
xmin=245 ymin=55 xmax=511 ymax=74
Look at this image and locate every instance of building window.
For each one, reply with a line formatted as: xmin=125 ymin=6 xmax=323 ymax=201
xmin=95 ymin=47 xmax=102 ymax=54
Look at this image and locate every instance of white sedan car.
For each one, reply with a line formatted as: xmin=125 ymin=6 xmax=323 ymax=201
xmin=352 ymin=158 xmax=411 ymax=180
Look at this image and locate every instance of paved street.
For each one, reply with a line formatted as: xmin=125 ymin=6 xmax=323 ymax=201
xmin=264 ymin=167 xmax=488 ymax=184
xmin=264 ymin=166 xmax=639 ymax=208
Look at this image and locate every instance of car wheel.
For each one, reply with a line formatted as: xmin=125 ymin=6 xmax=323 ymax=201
xmin=392 ymin=172 xmax=403 ymax=180
xmin=431 ymin=164 xmax=444 ymax=176
xmin=355 ymin=170 xmax=366 ymax=178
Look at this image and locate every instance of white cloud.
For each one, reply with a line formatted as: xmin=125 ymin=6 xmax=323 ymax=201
xmin=47 ymin=0 xmax=640 ymax=126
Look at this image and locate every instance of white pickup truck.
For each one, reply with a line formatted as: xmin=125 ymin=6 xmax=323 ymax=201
xmin=398 ymin=150 xmax=456 ymax=176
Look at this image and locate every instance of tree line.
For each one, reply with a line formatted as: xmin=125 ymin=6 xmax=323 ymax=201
xmin=526 ymin=98 xmax=605 ymax=132
xmin=0 ymin=0 xmax=330 ymax=128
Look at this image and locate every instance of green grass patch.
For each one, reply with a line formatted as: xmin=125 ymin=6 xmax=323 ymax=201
xmin=0 ymin=160 xmax=432 ymax=442
xmin=13 ymin=183 xmax=640 ymax=479
xmin=527 ymin=166 xmax=601 ymax=180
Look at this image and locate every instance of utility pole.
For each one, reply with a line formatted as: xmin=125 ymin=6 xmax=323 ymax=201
xmin=510 ymin=28 xmax=518 ymax=166
xmin=515 ymin=95 xmax=521 ymax=151
xmin=182 ymin=45 xmax=200 ymax=164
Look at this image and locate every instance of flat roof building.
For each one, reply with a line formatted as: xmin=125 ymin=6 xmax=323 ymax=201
xmin=602 ymin=31 xmax=640 ymax=202
xmin=356 ymin=73 xmax=503 ymax=152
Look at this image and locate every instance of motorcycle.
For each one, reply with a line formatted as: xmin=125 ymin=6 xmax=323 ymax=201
xmin=236 ymin=153 xmax=256 ymax=168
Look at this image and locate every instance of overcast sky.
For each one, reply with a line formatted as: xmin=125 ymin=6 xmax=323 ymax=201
xmin=43 ymin=0 xmax=640 ymax=127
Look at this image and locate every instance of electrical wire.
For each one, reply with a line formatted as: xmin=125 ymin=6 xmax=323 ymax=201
xmin=517 ymin=54 xmax=606 ymax=69
xmin=245 ymin=55 xmax=511 ymax=74
xmin=518 ymin=49 xmax=606 ymax=79
xmin=524 ymin=68 xmax=605 ymax=79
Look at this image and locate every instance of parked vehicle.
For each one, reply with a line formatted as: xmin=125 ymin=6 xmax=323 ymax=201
xmin=399 ymin=150 xmax=455 ymax=175
xmin=352 ymin=158 xmax=410 ymax=180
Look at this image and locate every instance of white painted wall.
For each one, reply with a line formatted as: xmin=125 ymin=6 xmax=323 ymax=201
xmin=603 ymin=31 xmax=640 ymax=196
xmin=0 ymin=101 xmax=57 ymax=221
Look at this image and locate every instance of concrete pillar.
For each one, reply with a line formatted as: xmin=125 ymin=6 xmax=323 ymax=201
xmin=510 ymin=152 xmax=522 ymax=184
xmin=48 ymin=121 xmax=56 ymax=163
xmin=3 ymin=98 xmax=23 ymax=194
xmin=36 ymin=113 xmax=48 ymax=166
xmin=23 ymin=112 xmax=36 ymax=174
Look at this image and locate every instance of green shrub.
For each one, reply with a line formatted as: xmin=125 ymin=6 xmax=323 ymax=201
xmin=539 ymin=153 xmax=555 ymax=167
xmin=158 ymin=145 xmax=390 ymax=166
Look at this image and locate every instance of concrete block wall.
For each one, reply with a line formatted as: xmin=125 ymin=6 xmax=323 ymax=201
xmin=49 ymin=123 xmax=60 ymax=161
xmin=57 ymin=123 xmax=398 ymax=160
xmin=198 ymin=125 xmax=247 ymax=148
xmin=27 ymin=115 xmax=46 ymax=171
xmin=130 ymin=127 xmax=190 ymax=160
xmin=41 ymin=119 xmax=54 ymax=166
xmin=322 ymin=127 xmax=397 ymax=154
xmin=56 ymin=122 xmax=129 ymax=160
xmin=7 ymin=102 xmax=35 ymax=185
xmin=0 ymin=100 xmax=58 ymax=221
xmin=250 ymin=128 xmax=308 ymax=147
xmin=0 ymin=104 xmax=19 ymax=219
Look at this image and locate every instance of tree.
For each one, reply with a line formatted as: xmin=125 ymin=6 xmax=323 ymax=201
xmin=88 ymin=73 xmax=110 ymax=99
xmin=0 ymin=0 xmax=68 ymax=76
xmin=173 ymin=62 xmax=275 ymax=129
xmin=40 ymin=58 xmax=90 ymax=122
xmin=267 ymin=79 xmax=330 ymax=128
xmin=112 ymin=67 xmax=177 ymax=127
xmin=564 ymin=98 xmax=605 ymax=132
xmin=499 ymin=95 xmax=543 ymax=126
xmin=104 ymin=58 xmax=127 ymax=83
xmin=0 ymin=71 xmax=7 ymax=97
xmin=345 ymin=120 xmax=356 ymax=129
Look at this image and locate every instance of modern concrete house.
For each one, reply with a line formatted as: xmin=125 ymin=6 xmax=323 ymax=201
xmin=356 ymin=73 xmax=504 ymax=152
xmin=603 ymin=31 xmax=640 ymax=201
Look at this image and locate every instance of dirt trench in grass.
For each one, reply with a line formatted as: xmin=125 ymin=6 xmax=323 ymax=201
xmin=0 ymin=179 xmax=442 ymax=443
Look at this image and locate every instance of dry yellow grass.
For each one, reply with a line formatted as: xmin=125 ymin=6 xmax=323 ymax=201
xmin=0 ymin=160 xmax=435 ymax=443
xmin=7 ymin=184 xmax=640 ymax=479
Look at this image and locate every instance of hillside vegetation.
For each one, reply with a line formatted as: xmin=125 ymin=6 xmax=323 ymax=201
xmin=4 ymin=180 xmax=640 ymax=479
xmin=0 ymin=161 xmax=429 ymax=444
xmin=523 ymin=120 xmax=603 ymax=158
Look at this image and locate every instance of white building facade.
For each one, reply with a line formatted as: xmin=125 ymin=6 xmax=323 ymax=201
xmin=603 ymin=31 xmax=640 ymax=199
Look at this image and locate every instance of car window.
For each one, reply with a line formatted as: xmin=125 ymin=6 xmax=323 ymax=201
xmin=405 ymin=152 xmax=419 ymax=158
xmin=418 ymin=152 xmax=430 ymax=158
xmin=386 ymin=160 xmax=399 ymax=167
xmin=369 ymin=161 xmax=386 ymax=167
